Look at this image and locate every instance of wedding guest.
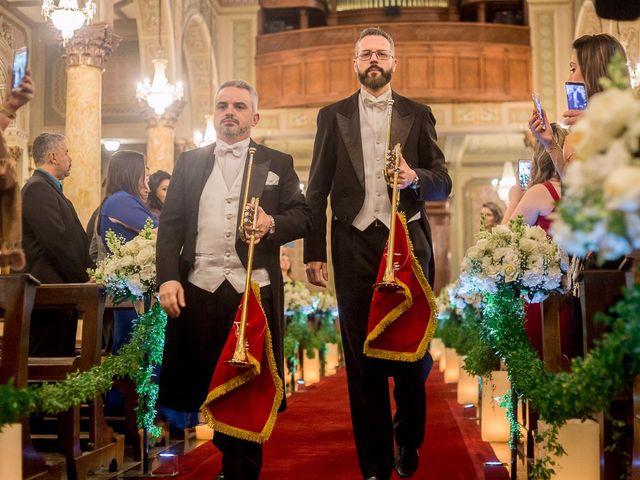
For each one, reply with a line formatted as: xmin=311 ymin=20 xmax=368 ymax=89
xmin=148 ymin=170 xmax=170 ymax=218
xmin=1 ymin=67 xmax=33 ymax=271
xmin=157 ymin=80 xmax=311 ymax=480
xmin=506 ymin=126 xmax=576 ymax=359
xmin=23 ymin=133 xmax=90 ymax=356
xmin=529 ymin=33 xmax=629 ymax=178
xmin=480 ymin=202 xmax=503 ymax=231
xmin=99 ymin=150 xmax=157 ymax=353
xmin=304 ymin=27 xmax=451 ymax=480
xmin=0 ymin=69 xmax=34 ymax=132
xmin=280 ymin=247 xmax=293 ymax=283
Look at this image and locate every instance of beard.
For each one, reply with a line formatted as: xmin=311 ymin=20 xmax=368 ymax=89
xmin=217 ymin=119 xmax=251 ymax=140
xmin=358 ymin=65 xmax=393 ymax=90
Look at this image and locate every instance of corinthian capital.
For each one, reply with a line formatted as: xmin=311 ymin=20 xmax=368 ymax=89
xmin=64 ymin=23 xmax=122 ymax=70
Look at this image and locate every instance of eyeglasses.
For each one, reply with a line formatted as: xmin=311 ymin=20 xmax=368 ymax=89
xmin=356 ymin=50 xmax=393 ymax=61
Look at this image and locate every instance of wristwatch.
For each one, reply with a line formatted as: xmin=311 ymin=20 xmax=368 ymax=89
xmin=410 ymin=173 xmax=420 ymax=191
xmin=268 ymin=215 xmax=276 ymax=235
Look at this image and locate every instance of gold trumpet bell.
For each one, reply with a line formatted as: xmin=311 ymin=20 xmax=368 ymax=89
xmin=374 ymin=250 xmax=403 ymax=292
xmin=375 ymin=280 xmax=403 ymax=292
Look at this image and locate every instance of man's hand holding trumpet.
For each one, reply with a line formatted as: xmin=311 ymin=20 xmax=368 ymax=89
xmin=240 ymin=200 xmax=274 ymax=244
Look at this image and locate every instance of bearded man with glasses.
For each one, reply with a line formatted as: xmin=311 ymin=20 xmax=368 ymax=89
xmin=304 ymin=27 xmax=451 ymax=480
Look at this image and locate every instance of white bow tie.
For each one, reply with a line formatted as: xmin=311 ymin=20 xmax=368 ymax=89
xmin=363 ymin=97 xmax=389 ymax=110
xmin=215 ymin=144 xmax=245 ymax=158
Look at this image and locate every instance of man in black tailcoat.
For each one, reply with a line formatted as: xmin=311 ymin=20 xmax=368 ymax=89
xmin=157 ymin=80 xmax=311 ymax=480
xmin=22 ymin=133 xmax=91 ymax=356
xmin=304 ymin=27 xmax=452 ymax=480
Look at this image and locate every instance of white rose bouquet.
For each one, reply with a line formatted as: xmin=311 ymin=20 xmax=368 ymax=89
xmin=284 ymin=280 xmax=315 ymax=315
xmin=460 ymin=217 xmax=566 ymax=303
xmin=552 ymin=56 xmax=640 ymax=261
xmin=90 ymin=218 xmax=157 ymax=303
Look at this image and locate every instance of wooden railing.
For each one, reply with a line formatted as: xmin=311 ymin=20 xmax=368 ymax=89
xmin=256 ymin=22 xmax=531 ymax=108
xmin=331 ymin=0 xmax=448 ymax=10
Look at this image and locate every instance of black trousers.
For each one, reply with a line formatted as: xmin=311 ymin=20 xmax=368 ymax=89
xmin=332 ymin=220 xmax=433 ymax=480
xmin=159 ymin=280 xmax=272 ymax=480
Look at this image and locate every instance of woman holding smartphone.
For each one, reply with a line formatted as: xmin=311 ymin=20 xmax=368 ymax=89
xmin=528 ymin=33 xmax=629 ymax=178
xmin=504 ymin=127 xmax=574 ymax=357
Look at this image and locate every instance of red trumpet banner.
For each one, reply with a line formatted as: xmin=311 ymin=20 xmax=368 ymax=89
xmin=364 ymin=213 xmax=438 ymax=362
xmin=201 ymin=284 xmax=283 ymax=443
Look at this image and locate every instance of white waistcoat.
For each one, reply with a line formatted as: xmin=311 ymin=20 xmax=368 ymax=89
xmin=188 ymin=157 xmax=270 ymax=294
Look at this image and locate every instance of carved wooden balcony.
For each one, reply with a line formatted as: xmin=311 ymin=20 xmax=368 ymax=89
xmin=256 ymin=22 xmax=531 ymax=108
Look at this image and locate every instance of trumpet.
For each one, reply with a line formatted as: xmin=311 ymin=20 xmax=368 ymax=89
xmin=375 ymin=99 xmax=403 ymax=293
xmin=227 ymin=146 xmax=258 ymax=367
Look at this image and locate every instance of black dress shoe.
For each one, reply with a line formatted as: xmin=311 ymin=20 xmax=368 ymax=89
xmin=395 ymin=446 xmax=419 ymax=478
xmin=216 ymin=470 xmax=224 ymax=480
xmin=364 ymin=477 xmax=380 ymax=480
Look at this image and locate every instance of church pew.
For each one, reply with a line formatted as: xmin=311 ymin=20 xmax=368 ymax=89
xmin=579 ymin=269 xmax=633 ymax=480
xmin=104 ymin=298 xmax=144 ymax=461
xmin=0 ymin=274 xmax=63 ymax=480
xmin=28 ymin=283 xmax=123 ymax=480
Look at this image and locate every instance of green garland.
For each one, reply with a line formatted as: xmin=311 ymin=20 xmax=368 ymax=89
xmin=0 ymin=300 xmax=167 ymax=437
xmin=480 ymin=284 xmax=640 ymax=479
xmin=436 ymin=306 xmax=498 ymax=378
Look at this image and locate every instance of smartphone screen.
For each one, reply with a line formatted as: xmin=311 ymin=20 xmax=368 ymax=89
xmin=12 ymin=47 xmax=28 ymax=91
xmin=517 ymin=159 xmax=531 ymax=189
xmin=531 ymin=93 xmax=545 ymax=131
xmin=565 ymin=82 xmax=588 ymax=110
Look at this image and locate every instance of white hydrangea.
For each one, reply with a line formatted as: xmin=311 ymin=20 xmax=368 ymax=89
xmin=459 ymin=217 xmax=565 ymax=303
xmin=554 ymin=85 xmax=640 ymax=262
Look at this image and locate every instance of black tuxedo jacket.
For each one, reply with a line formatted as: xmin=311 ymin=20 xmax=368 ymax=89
xmin=303 ymin=90 xmax=452 ymax=282
xmin=156 ymin=140 xmax=312 ymax=377
xmin=22 ymin=170 xmax=90 ymax=283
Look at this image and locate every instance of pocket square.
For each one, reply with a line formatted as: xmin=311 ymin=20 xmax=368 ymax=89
xmin=265 ymin=171 xmax=280 ymax=186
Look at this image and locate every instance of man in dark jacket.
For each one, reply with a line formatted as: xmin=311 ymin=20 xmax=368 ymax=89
xmin=304 ymin=27 xmax=452 ymax=480
xmin=22 ymin=132 xmax=91 ymax=355
xmin=157 ymin=80 xmax=311 ymax=480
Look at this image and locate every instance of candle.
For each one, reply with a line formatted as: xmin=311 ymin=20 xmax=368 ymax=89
xmin=444 ymin=348 xmax=460 ymax=383
xmin=537 ymin=419 xmax=599 ymax=480
xmin=0 ymin=423 xmax=21 ymax=480
xmin=457 ymin=356 xmax=479 ymax=405
xmin=480 ymin=371 xmax=511 ymax=442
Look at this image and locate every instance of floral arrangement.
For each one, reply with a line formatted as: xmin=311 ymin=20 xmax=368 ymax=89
xmin=312 ymin=290 xmax=338 ymax=317
xmin=284 ymin=280 xmax=315 ymax=315
xmin=552 ymin=55 xmax=640 ymax=261
xmin=448 ymin=279 xmax=484 ymax=314
xmin=89 ymin=218 xmax=157 ymax=302
xmin=459 ymin=217 xmax=566 ymax=303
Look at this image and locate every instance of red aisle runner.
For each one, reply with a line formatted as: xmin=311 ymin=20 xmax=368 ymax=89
xmin=174 ymin=367 xmax=498 ymax=479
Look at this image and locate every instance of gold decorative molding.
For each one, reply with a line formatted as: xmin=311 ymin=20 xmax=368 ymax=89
xmin=233 ymin=20 xmax=252 ymax=80
xmin=143 ymin=100 xmax=187 ymax=129
xmin=7 ymin=146 xmax=23 ymax=162
xmin=64 ymin=23 xmax=122 ymax=69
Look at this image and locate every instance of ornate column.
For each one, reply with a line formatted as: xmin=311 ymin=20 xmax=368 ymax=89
xmin=144 ymin=100 xmax=186 ymax=173
xmin=63 ymin=23 xmax=120 ymax=226
xmin=527 ymin=0 xmax=574 ymax=122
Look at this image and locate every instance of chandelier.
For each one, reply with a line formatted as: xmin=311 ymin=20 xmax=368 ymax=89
xmin=42 ymin=0 xmax=96 ymax=45
xmin=494 ymin=161 xmax=516 ymax=204
xmin=193 ymin=115 xmax=216 ymax=147
xmin=135 ymin=0 xmax=183 ymax=116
